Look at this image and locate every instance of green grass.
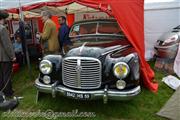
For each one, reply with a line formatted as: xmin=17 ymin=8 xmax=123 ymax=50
xmin=0 ymin=61 xmax=174 ymax=120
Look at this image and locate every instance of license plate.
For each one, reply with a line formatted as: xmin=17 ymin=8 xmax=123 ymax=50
xmin=65 ymin=92 xmax=91 ymax=99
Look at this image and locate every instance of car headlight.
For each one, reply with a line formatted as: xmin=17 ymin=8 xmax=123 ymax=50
xmin=43 ymin=75 xmax=51 ymax=84
xmin=113 ymin=62 xmax=130 ymax=79
xmin=39 ymin=60 xmax=53 ymax=74
xmin=162 ymin=34 xmax=178 ymax=45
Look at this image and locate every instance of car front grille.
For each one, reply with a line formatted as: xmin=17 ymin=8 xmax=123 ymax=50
xmin=62 ymin=57 xmax=101 ymax=89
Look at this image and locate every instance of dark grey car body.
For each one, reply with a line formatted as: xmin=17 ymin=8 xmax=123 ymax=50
xmin=35 ymin=19 xmax=141 ymax=103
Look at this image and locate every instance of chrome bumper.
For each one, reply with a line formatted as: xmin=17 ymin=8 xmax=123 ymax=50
xmin=35 ymin=79 xmax=141 ymax=103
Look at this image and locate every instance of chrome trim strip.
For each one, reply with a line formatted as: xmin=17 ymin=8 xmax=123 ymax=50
xmin=154 ymin=42 xmax=179 ymax=49
xmin=70 ymin=34 xmax=124 ymax=38
xmin=101 ymin=45 xmax=131 ymax=56
xmin=77 ymin=59 xmax=81 ymax=88
xmin=79 ymin=42 xmax=88 ymax=54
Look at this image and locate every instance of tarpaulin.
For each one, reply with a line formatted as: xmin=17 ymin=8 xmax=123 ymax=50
xmin=6 ymin=0 xmax=158 ymax=92
xmin=108 ymin=0 xmax=158 ymax=92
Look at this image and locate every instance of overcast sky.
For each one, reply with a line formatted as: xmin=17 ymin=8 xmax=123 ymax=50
xmin=0 ymin=0 xmax=179 ymax=10
xmin=0 ymin=0 xmax=53 ymax=9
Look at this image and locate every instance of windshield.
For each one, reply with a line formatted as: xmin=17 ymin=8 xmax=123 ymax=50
xmin=69 ymin=21 xmax=124 ymax=37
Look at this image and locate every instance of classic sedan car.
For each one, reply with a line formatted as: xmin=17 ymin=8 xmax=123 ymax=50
xmin=154 ymin=25 xmax=180 ymax=59
xmin=35 ymin=19 xmax=141 ymax=103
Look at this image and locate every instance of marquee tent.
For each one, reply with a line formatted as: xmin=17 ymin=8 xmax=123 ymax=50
xmin=3 ymin=2 xmax=98 ymax=18
xmin=2 ymin=0 xmax=158 ymax=92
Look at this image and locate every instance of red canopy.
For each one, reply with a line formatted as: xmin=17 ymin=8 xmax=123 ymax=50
xmin=7 ymin=0 xmax=158 ymax=92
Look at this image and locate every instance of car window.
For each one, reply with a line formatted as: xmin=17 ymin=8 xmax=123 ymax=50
xmin=69 ymin=21 xmax=124 ymax=37
xmin=98 ymin=22 xmax=122 ymax=35
xmin=80 ymin=23 xmax=97 ymax=34
xmin=70 ymin=23 xmax=97 ymax=36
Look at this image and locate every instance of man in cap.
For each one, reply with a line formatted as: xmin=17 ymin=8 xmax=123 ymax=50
xmin=0 ymin=10 xmax=16 ymax=97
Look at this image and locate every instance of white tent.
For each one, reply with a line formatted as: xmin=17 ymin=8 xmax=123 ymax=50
xmin=1 ymin=0 xmax=180 ymax=60
xmin=1 ymin=0 xmax=98 ymax=18
xmin=0 ymin=0 xmax=52 ymax=10
xmin=0 ymin=0 xmax=97 ymax=14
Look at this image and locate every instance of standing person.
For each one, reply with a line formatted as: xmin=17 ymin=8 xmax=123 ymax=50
xmin=58 ymin=16 xmax=72 ymax=54
xmin=0 ymin=10 xmax=15 ymax=97
xmin=13 ymin=35 xmax=23 ymax=66
xmin=39 ymin=11 xmax=59 ymax=55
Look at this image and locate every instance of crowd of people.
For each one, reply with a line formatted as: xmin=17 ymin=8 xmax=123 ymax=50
xmin=0 ymin=10 xmax=71 ymax=98
xmin=37 ymin=11 xmax=72 ymax=55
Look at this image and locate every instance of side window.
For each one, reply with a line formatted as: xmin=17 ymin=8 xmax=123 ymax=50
xmin=70 ymin=23 xmax=97 ymax=37
xmin=70 ymin=25 xmax=80 ymax=37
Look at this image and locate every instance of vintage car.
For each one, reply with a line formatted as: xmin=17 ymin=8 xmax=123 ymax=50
xmin=154 ymin=25 xmax=180 ymax=59
xmin=35 ymin=19 xmax=141 ymax=103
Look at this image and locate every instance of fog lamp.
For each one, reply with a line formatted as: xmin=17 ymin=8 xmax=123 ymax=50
xmin=43 ymin=75 xmax=51 ymax=84
xmin=116 ymin=80 xmax=126 ymax=90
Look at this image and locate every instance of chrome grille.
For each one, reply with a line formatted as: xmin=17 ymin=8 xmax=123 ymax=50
xmin=62 ymin=57 xmax=101 ymax=89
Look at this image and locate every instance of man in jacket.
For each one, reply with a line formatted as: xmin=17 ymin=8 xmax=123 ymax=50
xmin=0 ymin=10 xmax=15 ymax=97
xmin=58 ymin=16 xmax=72 ymax=54
xmin=40 ymin=11 xmax=59 ymax=55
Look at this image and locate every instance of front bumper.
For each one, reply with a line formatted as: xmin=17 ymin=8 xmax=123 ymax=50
xmin=35 ymin=79 xmax=141 ymax=102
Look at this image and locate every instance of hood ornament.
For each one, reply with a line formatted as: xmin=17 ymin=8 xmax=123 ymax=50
xmin=79 ymin=42 xmax=88 ymax=55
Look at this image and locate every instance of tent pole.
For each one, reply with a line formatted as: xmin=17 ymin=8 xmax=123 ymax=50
xmin=18 ymin=0 xmax=32 ymax=79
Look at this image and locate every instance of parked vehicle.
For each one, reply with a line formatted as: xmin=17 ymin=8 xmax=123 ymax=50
xmin=35 ymin=19 xmax=141 ymax=103
xmin=154 ymin=25 xmax=180 ymax=59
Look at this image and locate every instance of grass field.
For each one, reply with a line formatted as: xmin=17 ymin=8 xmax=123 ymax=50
xmin=0 ymin=61 xmax=174 ymax=120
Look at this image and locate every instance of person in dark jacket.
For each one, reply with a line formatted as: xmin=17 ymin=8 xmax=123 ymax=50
xmin=13 ymin=35 xmax=23 ymax=66
xmin=58 ymin=16 xmax=72 ymax=54
xmin=0 ymin=10 xmax=16 ymax=97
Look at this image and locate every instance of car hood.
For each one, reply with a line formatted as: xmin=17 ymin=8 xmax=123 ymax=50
xmin=65 ymin=43 xmax=130 ymax=58
xmin=158 ymin=30 xmax=180 ymax=42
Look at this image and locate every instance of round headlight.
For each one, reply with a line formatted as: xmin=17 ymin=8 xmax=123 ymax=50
xmin=113 ymin=62 xmax=130 ymax=79
xmin=116 ymin=80 xmax=126 ymax=89
xmin=43 ymin=75 xmax=51 ymax=84
xmin=39 ymin=60 xmax=53 ymax=74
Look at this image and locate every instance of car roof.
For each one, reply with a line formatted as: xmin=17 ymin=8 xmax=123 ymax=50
xmin=73 ymin=19 xmax=117 ymax=25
